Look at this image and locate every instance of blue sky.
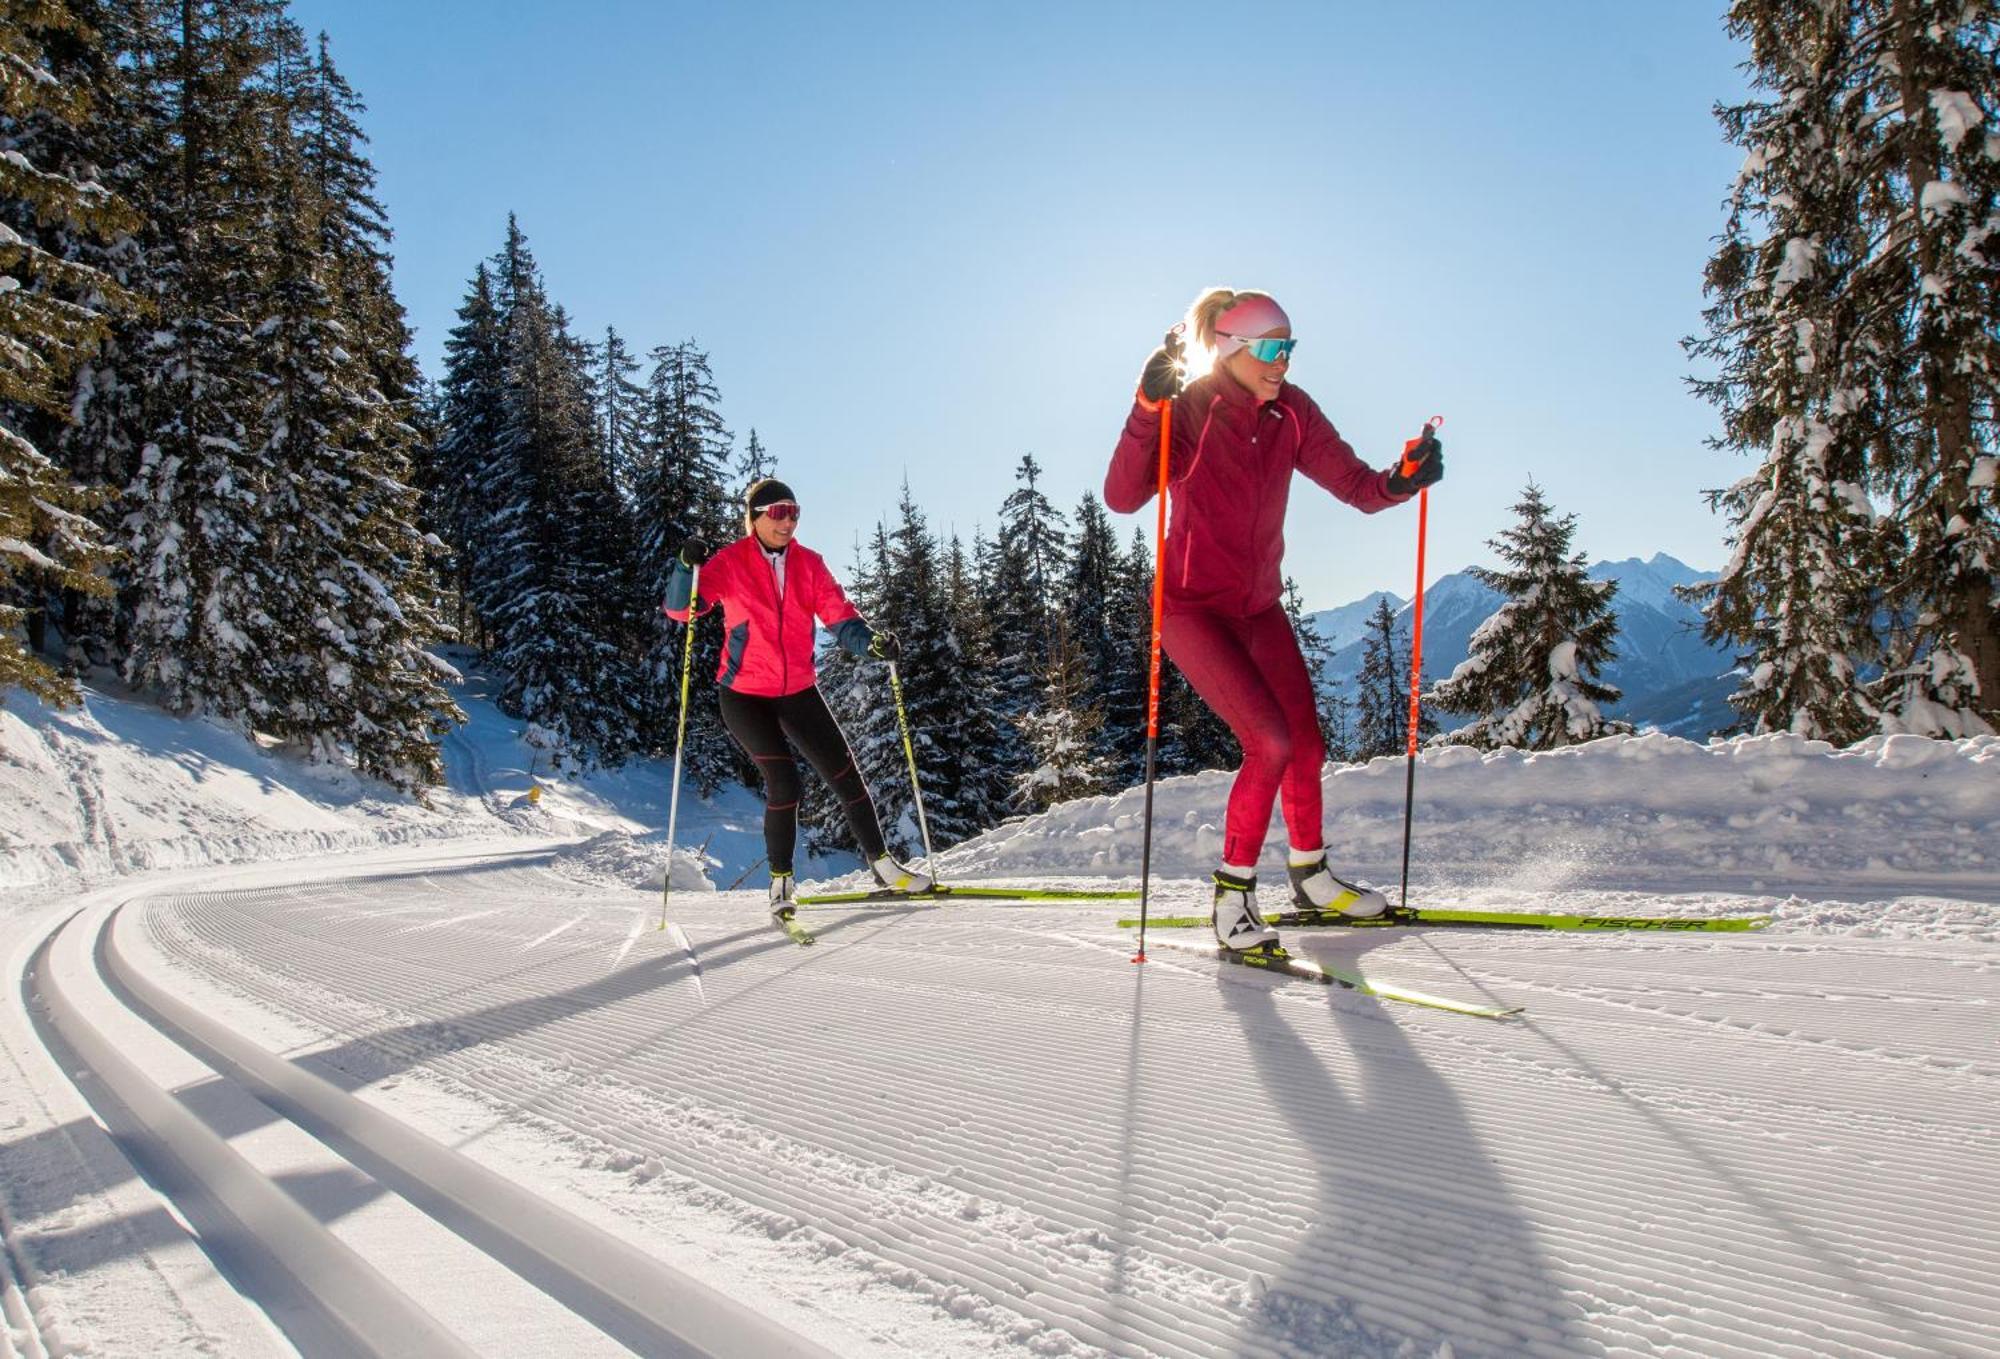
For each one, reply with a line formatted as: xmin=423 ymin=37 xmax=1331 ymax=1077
xmin=289 ymin=0 xmax=1752 ymax=610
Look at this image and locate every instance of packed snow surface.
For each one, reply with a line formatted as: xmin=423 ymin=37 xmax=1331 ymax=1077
xmin=2 ymin=671 xmax=1996 ymax=1356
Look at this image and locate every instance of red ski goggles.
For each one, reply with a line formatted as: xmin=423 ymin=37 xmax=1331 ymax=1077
xmin=756 ymin=501 xmax=801 ymax=523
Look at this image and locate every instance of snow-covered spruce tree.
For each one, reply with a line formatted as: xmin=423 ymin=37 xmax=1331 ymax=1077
xmin=474 ymin=219 xmax=644 ymax=770
xmin=117 ymin=0 xmax=293 ymax=721
xmin=240 ymin=35 xmax=459 ymax=789
xmin=994 ymin=452 xmax=1070 ymax=673
xmin=970 ymin=524 xmax=1034 ymax=795
xmin=867 ymin=488 xmax=986 ymax=844
xmin=1426 ymin=482 xmax=1631 ymax=751
xmin=0 ymin=0 xmax=136 ymax=702
xmin=592 ymin=324 xmax=644 ymax=501
xmin=1689 ymin=0 xmax=1998 ymax=738
xmin=1352 ymin=595 xmax=1437 ymax=760
xmin=1064 ymin=490 xmax=1143 ymax=778
xmin=1094 ymin=522 xmax=1155 ymax=786
xmin=803 ymin=524 xmax=902 ymax=857
xmin=296 ymin=31 xmax=416 ymax=434
xmin=631 ymin=336 xmax=734 ymax=786
xmin=942 ymin=530 xmax=1016 ymax=830
xmin=1284 ymin=577 xmax=1354 ymax=762
xmin=1014 ymin=626 xmax=1112 ymax=812
xmin=7 ymin=0 xmax=161 ymax=671
xmin=431 ymin=263 xmax=504 ymax=642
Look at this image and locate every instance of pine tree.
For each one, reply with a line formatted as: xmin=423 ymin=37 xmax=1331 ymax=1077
xmin=295 ymin=31 xmax=414 ymax=425
xmin=238 ymin=29 xmax=458 ymax=788
xmin=1064 ymin=492 xmax=1123 ymax=712
xmin=994 ymin=453 xmax=1070 ymax=669
xmin=473 ymin=218 xmax=642 ymax=769
xmin=1689 ymin=1 xmax=1998 ymax=738
xmin=118 ymin=0 xmax=294 ymax=720
xmin=0 ymin=0 xmax=136 ymax=702
xmin=1284 ymin=577 xmax=1354 ymax=763
xmin=867 ymin=488 xmax=968 ymax=843
xmin=731 ymin=426 xmax=775 ymax=501
xmin=1097 ymin=524 xmax=1157 ymax=786
xmin=1427 ymin=483 xmax=1632 ymax=751
xmin=432 ymin=263 xmax=503 ymax=642
xmin=1353 ymin=596 xmax=1436 ymax=760
xmin=942 ymin=531 xmax=1016 ymax=828
xmin=594 ymin=325 xmax=644 ymax=499
xmin=1014 ymin=628 xmax=1112 ymax=811
xmin=631 ymin=337 xmax=734 ymax=785
xmin=1684 ymin=429 xmax=1886 ymax=739
xmin=972 ymin=524 xmax=1036 ymax=797
xmin=804 ymin=525 xmax=900 ymax=857
xmin=10 ymin=0 xmax=162 ymax=671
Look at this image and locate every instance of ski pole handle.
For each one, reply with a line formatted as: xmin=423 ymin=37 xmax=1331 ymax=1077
xmin=1399 ymin=414 xmax=1445 ymax=479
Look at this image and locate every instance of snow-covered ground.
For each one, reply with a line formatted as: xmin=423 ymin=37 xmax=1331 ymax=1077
xmin=2 ymin=668 xmax=1996 ymax=1356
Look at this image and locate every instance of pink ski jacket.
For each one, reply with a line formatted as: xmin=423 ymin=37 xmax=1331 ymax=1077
xmin=663 ymin=537 xmax=870 ymax=697
xmin=1104 ymin=373 xmax=1407 ymax=619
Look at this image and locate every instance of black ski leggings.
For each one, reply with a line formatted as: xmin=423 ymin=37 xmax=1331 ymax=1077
xmin=718 ymin=685 xmax=886 ymax=874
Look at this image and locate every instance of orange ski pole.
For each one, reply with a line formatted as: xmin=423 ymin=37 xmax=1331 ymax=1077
xmin=1398 ymin=416 xmax=1443 ymax=911
xmin=1133 ymin=393 xmax=1174 ymax=964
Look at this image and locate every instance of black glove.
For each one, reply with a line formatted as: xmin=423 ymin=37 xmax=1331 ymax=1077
xmin=1387 ymin=433 xmax=1444 ymax=496
xmin=867 ymin=630 xmax=900 ymax=662
xmin=1138 ymin=328 xmax=1186 ymax=404
xmin=677 ymin=535 xmax=711 ymax=568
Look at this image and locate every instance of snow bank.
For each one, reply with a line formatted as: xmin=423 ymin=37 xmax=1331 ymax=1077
xmin=0 ymin=685 xmax=495 ymax=893
xmin=546 ymin=829 xmax=717 ymax=892
xmin=0 ymin=656 xmax=833 ymax=903
xmin=940 ymin=731 xmax=2000 ymax=898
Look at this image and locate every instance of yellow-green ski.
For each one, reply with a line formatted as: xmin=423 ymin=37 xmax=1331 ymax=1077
xmin=1119 ymin=906 xmax=1770 ymax=932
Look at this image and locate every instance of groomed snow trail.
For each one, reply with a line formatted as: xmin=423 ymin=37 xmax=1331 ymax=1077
xmin=130 ymin=849 xmax=1998 ymax=1358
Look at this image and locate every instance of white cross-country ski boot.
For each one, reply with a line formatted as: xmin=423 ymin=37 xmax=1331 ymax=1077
xmin=1212 ymin=869 xmax=1280 ymax=952
xmin=1287 ymin=850 xmax=1388 ymax=918
xmin=769 ymin=871 xmax=797 ymax=923
xmin=871 ymin=854 xmax=934 ymax=895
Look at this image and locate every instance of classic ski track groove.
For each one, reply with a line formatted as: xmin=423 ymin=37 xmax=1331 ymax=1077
xmin=25 ymin=897 xmax=838 ymax=1359
xmin=121 ymin=859 xmax=2000 ymax=1359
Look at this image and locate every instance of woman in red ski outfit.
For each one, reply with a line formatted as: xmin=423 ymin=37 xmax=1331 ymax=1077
xmin=665 ymin=478 xmax=932 ymax=921
xmin=1104 ymin=289 xmax=1443 ymax=951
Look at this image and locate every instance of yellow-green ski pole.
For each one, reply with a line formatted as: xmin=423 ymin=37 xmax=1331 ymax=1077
xmin=886 ymin=661 xmax=935 ymax=872
xmin=659 ymin=562 xmax=700 ymax=930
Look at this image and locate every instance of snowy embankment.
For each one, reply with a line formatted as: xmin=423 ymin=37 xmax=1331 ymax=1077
xmin=942 ymin=730 xmax=2000 ymax=909
xmin=0 ymin=654 xmax=787 ymax=901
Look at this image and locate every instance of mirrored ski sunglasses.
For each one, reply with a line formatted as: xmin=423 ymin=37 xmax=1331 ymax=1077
xmin=1224 ymin=335 xmax=1298 ymax=363
xmin=757 ymin=501 xmax=801 ymax=523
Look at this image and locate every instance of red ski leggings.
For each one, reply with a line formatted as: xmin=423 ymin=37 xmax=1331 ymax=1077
xmin=1161 ymin=604 xmax=1324 ymax=869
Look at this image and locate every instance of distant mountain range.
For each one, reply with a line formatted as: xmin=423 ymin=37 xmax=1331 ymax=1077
xmin=1307 ymin=553 xmax=1739 ymax=739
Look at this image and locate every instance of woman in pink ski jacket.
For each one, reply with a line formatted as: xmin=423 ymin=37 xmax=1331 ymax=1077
xmin=1104 ymin=288 xmax=1443 ymax=951
xmin=665 ymin=478 xmax=932 ymax=919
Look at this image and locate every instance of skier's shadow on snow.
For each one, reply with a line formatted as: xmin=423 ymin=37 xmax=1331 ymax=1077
xmin=1213 ymin=933 xmax=1588 ymax=1357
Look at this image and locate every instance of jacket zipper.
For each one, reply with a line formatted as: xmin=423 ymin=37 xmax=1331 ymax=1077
xmin=766 ymin=547 xmax=788 ymax=695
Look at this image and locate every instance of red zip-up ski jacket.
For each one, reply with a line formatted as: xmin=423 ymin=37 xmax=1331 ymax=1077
xmin=1104 ymin=373 xmax=1408 ymax=618
xmin=662 ymin=537 xmax=871 ymax=697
